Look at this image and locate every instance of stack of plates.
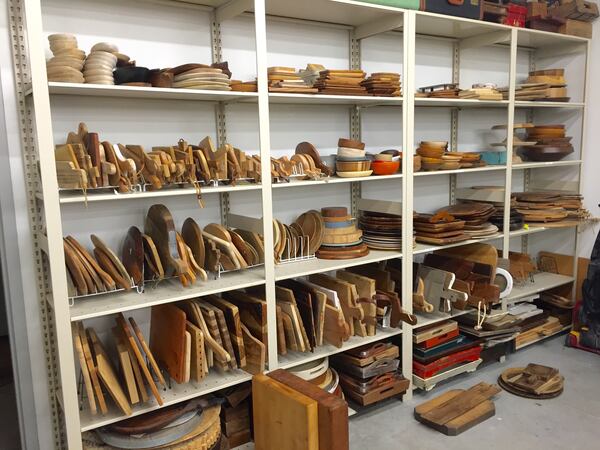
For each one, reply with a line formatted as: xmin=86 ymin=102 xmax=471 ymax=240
xmin=361 ymin=72 xmax=401 ymax=97
xmin=359 ymin=211 xmax=403 ymax=250
xmin=335 ymin=138 xmax=372 ymax=178
xmin=171 ymin=64 xmax=231 ymax=90
xmin=46 ymin=34 xmax=86 ymax=83
xmin=414 ymin=213 xmax=469 ymax=245
xmin=83 ymin=42 xmax=119 ymax=85
xmin=440 ymin=202 xmax=496 ymax=226
xmin=490 ymin=208 xmax=524 ymax=231
xmin=316 ymin=207 xmax=369 ymax=260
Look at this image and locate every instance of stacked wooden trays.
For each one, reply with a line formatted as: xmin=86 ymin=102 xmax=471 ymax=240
xmin=331 ymin=343 xmax=409 ymax=407
xmin=335 ymin=138 xmax=372 ymax=178
xmin=413 ymin=212 xmax=469 ymax=245
xmin=316 ymin=207 xmax=369 ymax=260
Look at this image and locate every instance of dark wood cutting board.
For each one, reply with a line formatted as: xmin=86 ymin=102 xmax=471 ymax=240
xmin=122 ymin=226 xmax=144 ymax=286
xmin=145 ymin=204 xmax=187 ymax=277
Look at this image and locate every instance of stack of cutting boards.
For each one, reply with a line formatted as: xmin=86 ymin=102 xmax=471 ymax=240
xmin=414 ymin=382 xmax=501 ymax=435
xmin=171 ymin=64 xmax=231 ymax=90
xmin=361 ymin=72 xmax=401 ymax=97
xmin=268 ymin=66 xmax=318 ymax=93
xmin=359 ymin=210 xmax=403 ymax=250
xmin=253 ymin=371 xmax=349 ymax=450
xmin=316 ymin=207 xmax=369 ymax=260
xmin=458 ymin=83 xmax=503 ymax=100
xmin=499 ymin=68 xmax=569 ymax=101
xmin=63 ymin=234 xmax=134 ymax=297
xmin=417 ymin=83 xmax=460 ymax=98
xmin=314 ymin=70 xmax=369 ymax=96
xmin=72 ymin=314 xmax=164 ymax=418
xmin=414 ymin=212 xmax=469 ymax=245
xmin=514 ymin=191 xmax=586 ymax=226
xmin=332 ymin=342 xmax=409 ymax=406
xmin=436 ymin=202 xmax=497 ymax=238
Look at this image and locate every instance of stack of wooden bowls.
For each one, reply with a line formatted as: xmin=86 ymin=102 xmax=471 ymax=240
xmin=316 ymin=207 xmax=369 ymax=260
xmin=416 ymin=141 xmax=447 ymax=171
xmin=335 ymin=138 xmax=372 ymax=178
xmin=83 ymin=42 xmax=119 ymax=85
xmin=522 ymin=125 xmax=574 ymax=162
xmin=46 ymin=34 xmax=86 ymax=83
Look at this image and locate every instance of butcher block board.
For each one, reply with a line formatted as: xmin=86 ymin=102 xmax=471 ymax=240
xmin=268 ymin=369 xmax=349 ymax=450
xmin=253 ymin=374 xmax=319 ymax=450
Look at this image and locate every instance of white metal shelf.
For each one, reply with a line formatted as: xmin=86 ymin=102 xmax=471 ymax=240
xmin=515 ymin=324 xmax=572 ymax=351
xmin=414 ymin=166 xmax=506 ymax=177
xmin=506 ymin=272 xmax=575 ymax=304
xmin=80 ymin=369 xmax=252 ymax=432
xmin=272 ymin=173 xmax=403 ymax=189
xmin=415 ymin=98 xmax=508 ymax=108
xmin=268 ymin=92 xmax=403 ymax=106
xmin=515 ymin=101 xmax=585 ymax=109
xmin=52 ymin=183 xmax=262 ymax=205
xmin=274 ymin=249 xmax=402 ymax=281
xmin=43 ymin=82 xmax=259 ymax=103
xmin=513 ymin=160 xmax=583 ymax=170
xmin=278 ymin=326 xmax=402 ymax=370
xmin=413 ymin=308 xmax=471 ymax=330
xmin=70 ymin=268 xmax=265 ymax=321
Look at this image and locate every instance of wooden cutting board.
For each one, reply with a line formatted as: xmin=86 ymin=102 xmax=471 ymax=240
xmin=145 ymin=204 xmax=187 ymax=277
xmin=241 ymin=324 xmax=265 ymax=375
xmin=253 ymin=374 xmax=319 ymax=450
xmin=269 ymin=369 xmax=349 ymax=450
xmin=182 ymin=217 xmax=205 ymax=268
xmin=414 ymin=382 xmax=500 ymax=436
xmin=122 ymin=226 xmax=144 ymax=286
xmin=149 ymin=304 xmax=187 ymax=384
xmin=205 ymin=296 xmax=246 ymax=368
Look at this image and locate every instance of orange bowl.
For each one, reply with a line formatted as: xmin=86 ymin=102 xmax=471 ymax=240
xmin=371 ymin=160 xmax=400 ymax=175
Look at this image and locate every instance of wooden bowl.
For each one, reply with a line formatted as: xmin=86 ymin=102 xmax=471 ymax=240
xmin=338 ymin=138 xmax=365 ymax=150
xmin=417 ymin=147 xmax=445 ymax=158
xmin=337 ymin=147 xmax=366 ymax=158
xmin=336 ymin=160 xmax=371 ymax=172
xmin=441 ymin=161 xmax=461 ymax=170
xmin=420 ymin=141 xmax=448 ymax=149
xmin=374 ymin=153 xmax=393 ymax=162
xmin=371 ymin=160 xmax=400 ymax=175
xmin=421 ymin=157 xmax=443 ymax=171
xmin=521 ymin=145 xmax=574 ymax=162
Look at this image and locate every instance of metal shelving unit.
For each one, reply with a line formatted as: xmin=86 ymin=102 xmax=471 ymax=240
xmin=10 ymin=0 xmax=589 ymax=447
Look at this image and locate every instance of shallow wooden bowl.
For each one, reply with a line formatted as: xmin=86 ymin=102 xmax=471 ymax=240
xmin=417 ymin=147 xmax=445 ymax=158
xmin=374 ymin=153 xmax=393 ymax=162
xmin=338 ymin=138 xmax=365 ymax=150
xmin=420 ymin=141 xmax=448 ymax=149
xmin=441 ymin=161 xmax=461 ymax=170
xmin=521 ymin=145 xmax=574 ymax=162
xmin=337 ymin=146 xmax=366 ymax=158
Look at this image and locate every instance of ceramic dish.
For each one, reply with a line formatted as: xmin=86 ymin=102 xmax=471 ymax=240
xmin=336 ymin=170 xmax=373 ymax=178
xmin=337 ymin=147 xmax=366 ymax=158
xmin=371 ymin=160 xmax=400 ymax=175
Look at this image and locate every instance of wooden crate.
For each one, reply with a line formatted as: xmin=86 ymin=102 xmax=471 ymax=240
xmin=552 ymin=0 xmax=599 ymax=22
xmin=559 ymin=18 xmax=593 ymax=37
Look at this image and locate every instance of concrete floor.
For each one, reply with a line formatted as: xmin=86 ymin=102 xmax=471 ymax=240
xmin=349 ymin=335 xmax=600 ymax=450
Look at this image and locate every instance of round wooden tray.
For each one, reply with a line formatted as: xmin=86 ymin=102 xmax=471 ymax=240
xmin=498 ymin=367 xmax=564 ymax=400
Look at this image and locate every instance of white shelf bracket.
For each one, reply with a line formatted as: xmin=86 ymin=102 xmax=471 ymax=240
xmin=354 ymin=14 xmax=403 ymax=40
xmin=215 ymin=0 xmax=253 ymax=23
xmin=459 ymin=30 xmax=510 ymax=50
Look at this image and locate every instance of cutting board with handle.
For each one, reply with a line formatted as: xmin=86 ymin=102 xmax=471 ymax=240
xmin=149 ymin=304 xmax=187 ymax=384
xmin=182 ymin=217 xmax=205 ymax=268
xmin=122 ymin=226 xmax=144 ymax=286
xmin=145 ymin=204 xmax=187 ymax=277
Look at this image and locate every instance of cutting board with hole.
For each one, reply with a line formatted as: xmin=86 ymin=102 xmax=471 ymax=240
xmin=145 ymin=204 xmax=187 ymax=277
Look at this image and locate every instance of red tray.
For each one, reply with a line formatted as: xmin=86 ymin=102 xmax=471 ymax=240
xmin=415 ymin=328 xmax=459 ymax=350
xmin=413 ymin=346 xmax=482 ymax=379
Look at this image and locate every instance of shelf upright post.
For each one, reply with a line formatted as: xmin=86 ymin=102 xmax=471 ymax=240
xmin=572 ymin=39 xmax=591 ymax=297
xmin=401 ymin=10 xmax=416 ymax=400
xmin=522 ymin=51 xmax=536 ymax=254
xmin=350 ymin=31 xmax=362 ymax=217
xmin=501 ymin=27 xmax=518 ymax=312
xmin=253 ymin=0 xmax=278 ymax=370
xmin=449 ymin=42 xmax=460 ymax=205
xmin=211 ymin=14 xmax=230 ymax=227
xmin=11 ymin=0 xmax=82 ymax=448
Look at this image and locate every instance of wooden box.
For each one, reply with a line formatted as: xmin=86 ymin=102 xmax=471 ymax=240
xmin=559 ymin=18 xmax=593 ymax=37
xmin=552 ymin=0 xmax=599 ymax=22
xmin=527 ymin=1 xmax=548 ymax=19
